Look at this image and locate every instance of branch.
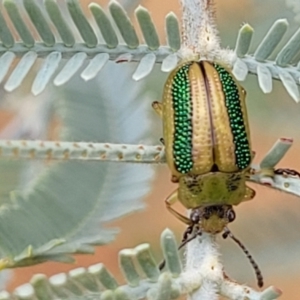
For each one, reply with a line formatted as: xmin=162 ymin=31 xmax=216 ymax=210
xmin=0 ymin=140 xmax=165 ymax=163
xmin=183 ymin=234 xmax=281 ymax=300
xmin=1 ymin=138 xmax=299 ymax=199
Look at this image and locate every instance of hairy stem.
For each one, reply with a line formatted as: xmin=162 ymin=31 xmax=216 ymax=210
xmin=179 ymin=0 xmax=221 ymax=59
xmin=185 ymin=233 xmax=221 ymax=300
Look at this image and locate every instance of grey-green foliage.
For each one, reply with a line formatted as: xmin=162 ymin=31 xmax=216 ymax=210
xmin=0 ymin=0 xmax=180 ymax=95
xmin=0 ymin=62 xmax=155 ymax=269
xmin=233 ymin=19 xmax=300 ymax=102
xmin=0 ymin=0 xmax=299 ymax=102
xmin=0 ymin=229 xmax=281 ymax=300
xmin=0 ymin=161 xmax=24 ymax=204
xmin=0 ymin=229 xmax=182 ymax=300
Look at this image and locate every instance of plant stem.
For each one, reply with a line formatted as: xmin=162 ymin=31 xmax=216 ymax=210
xmin=179 ymin=0 xmax=221 ymax=60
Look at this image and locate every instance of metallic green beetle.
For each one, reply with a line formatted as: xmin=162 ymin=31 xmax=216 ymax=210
xmin=153 ymin=60 xmax=256 ymax=234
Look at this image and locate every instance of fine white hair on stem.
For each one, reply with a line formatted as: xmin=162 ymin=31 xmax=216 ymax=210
xmin=185 ymin=234 xmax=221 ymax=300
xmin=181 ymin=233 xmax=282 ymax=300
xmin=179 ymin=0 xmax=235 ymax=64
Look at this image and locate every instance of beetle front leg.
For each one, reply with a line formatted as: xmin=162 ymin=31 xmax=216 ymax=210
xmin=152 ymin=101 xmax=163 ymax=118
xmin=165 ymin=190 xmax=192 ymax=225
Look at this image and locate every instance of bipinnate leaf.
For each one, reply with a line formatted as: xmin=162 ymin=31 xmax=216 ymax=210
xmin=0 ymin=63 xmax=155 ymax=268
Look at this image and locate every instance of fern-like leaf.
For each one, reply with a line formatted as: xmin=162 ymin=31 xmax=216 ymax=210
xmin=234 ymin=19 xmax=300 ymax=101
xmin=0 ymin=0 xmax=180 ymax=94
xmin=0 ymin=229 xmax=281 ymax=300
xmin=0 ymin=63 xmax=155 ymax=269
xmin=0 ymin=0 xmax=299 ymax=102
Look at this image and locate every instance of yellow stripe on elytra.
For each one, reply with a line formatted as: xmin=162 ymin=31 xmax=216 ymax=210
xmin=202 ymin=61 xmax=238 ymax=172
xmin=188 ymin=62 xmax=214 ymax=174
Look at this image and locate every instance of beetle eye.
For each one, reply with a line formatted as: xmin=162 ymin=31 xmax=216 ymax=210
xmin=227 ymin=210 xmax=236 ymax=222
xmin=203 ymin=208 xmax=211 ymax=220
xmin=190 ymin=209 xmax=201 ymax=223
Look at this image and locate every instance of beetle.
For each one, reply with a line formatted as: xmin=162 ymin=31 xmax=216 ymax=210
xmin=153 ymin=60 xmax=255 ymax=233
xmin=153 ymin=60 xmax=264 ymax=287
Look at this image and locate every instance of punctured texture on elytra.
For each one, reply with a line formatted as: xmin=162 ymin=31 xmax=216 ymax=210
xmin=171 ymin=63 xmax=193 ymax=174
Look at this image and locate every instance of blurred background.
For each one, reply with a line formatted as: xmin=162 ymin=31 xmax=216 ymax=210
xmin=0 ymin=0 xmax=300 ymax=299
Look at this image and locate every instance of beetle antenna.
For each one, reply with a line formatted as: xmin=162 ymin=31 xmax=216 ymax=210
xmin=223 ymin=227 xmax=264 ymax=288
xmin=179 ymin=226 xmax=201 ymax=250
xmin=159 ymin=226 xmax=201 ymax=270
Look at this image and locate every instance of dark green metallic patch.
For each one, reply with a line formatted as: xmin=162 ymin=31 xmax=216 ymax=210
xmin=172 ymin=63 xmax=193 ymax=174
xmin=214 ymin=63 xmax=251 ymax=170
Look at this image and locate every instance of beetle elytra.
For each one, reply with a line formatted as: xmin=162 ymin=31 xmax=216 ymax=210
xmin=153 ymin=60 xmax=256 ymax=233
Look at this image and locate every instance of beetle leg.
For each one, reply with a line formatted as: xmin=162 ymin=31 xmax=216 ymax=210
xmin=152 ymin=102 xmax=166 ymax=146
xmin=165 ymin=190 xmax=191 ymax=225
xmin=244 ymin=186 xmax=256 ymax=201
xmin=275 ymin=168 xmax=300 ymax=178
xmin=152 ymin=101 xmax=163 ymax=118
xmin=171 ymin=175 xmax=179 ymax=183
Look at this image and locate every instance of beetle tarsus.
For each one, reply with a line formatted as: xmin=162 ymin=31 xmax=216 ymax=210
xmin=275 ymin=168 xmax=300 ymax=178
xmin=152 ymin=101 xmax=163 ymax=117
xmin=182 ymin=224 xmax=195 ymax=242
xmin=158 ymin=259 xmax=166 ymax=270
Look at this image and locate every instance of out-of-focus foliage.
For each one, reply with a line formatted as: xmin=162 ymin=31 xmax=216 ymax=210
xmin=0 ymin=62 xmax=155 ymax=269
